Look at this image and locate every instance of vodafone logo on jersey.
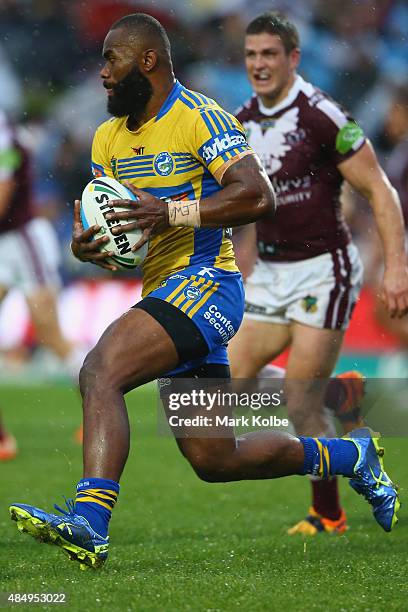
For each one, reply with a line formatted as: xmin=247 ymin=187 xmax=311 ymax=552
xmin=200 ymin=130 xmax=246 ymax=163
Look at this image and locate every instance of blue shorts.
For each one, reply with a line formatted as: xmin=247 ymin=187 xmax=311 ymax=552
xmin=146 ymin=265 xmax=244 ymax=375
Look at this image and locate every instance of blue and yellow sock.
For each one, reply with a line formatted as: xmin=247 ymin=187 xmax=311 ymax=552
xmin=75 ymin=478 xmax=119 ymax=537
xmin=299 ymin=437 xmax=358 ymax=478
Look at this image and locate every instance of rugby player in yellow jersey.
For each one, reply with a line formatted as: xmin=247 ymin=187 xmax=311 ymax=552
xmin=9 ymin=13 xmax=400 ymax=569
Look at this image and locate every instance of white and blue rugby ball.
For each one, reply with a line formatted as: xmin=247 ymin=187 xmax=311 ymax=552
xmin=80 ymin=176 xmax=148 ymax=269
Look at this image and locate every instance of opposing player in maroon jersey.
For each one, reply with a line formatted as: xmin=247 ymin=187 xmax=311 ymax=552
xmin=0 ymin=111 xmax=83 ymax=452
xmin=229 ymin=12 xmax=408 ymax=535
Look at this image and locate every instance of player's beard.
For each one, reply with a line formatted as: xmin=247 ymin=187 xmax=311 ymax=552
xmin=107 ymin=66 xmax=153 ymax=121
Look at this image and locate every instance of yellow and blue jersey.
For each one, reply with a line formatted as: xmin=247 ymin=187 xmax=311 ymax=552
xmin=91 ymin=80 xmax=253 ymax=296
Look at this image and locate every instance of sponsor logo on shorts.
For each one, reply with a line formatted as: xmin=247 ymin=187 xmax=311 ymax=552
xmin=302 ymin=295 xmax=318 ymax=313
xmin=245 ymin=302 xmax=267 ymax=315
xmin=184 ymin=286 xmax=202 ymax=302
xmin=199 ymin=130 xmax=246 ymax=163
xmin=204 ymin=304 xmax=235 ymax=344
xmin=154 ymin=152 xmax=174 ymax=176
xmin=158 ymin=377 xmax=171 ymax=389
xmin=198 ymin=267 xmax=216 ymax=277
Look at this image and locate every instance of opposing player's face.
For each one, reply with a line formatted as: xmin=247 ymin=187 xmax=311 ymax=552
xmin=101 ymin=29 xmax=153 ymax=118
xmin=245 ymin=33 xmax=299 ymax=105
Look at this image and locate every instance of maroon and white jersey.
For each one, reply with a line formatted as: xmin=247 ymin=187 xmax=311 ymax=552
xmin=0 ymin=110 xmax=34 ymax=233
xmin=236 ymin=75 xmax=366 ymax=262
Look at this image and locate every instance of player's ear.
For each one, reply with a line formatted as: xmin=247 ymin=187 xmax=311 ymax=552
xmin=143 ymin=49 xmax=157 ymax=72
xmin=289 ymin=47 xmax=301 ymax=70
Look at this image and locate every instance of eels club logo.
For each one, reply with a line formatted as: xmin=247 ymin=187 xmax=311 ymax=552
xmin=154 ymin=151 xmax=174 ymax=176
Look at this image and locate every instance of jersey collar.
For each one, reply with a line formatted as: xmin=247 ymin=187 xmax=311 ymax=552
xmin=256 ymin=74 xmax=303 ymax=116
xmin=156 ymin=79 xmax=182 ymax=121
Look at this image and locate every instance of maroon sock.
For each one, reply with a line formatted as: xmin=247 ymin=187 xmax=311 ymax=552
xmin=0 ymin=426 xmax=6 ymax=442
xmin=311 ymin=477 xmax=342 ymax=520
xmin=324 ymin=378 xmax=346 ymax=413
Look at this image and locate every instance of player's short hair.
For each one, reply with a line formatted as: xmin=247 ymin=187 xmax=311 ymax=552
xmin=246 ymin=12 xmax=300 ymax=54
xmin=110 ymin=13 xmax=171 ymax=59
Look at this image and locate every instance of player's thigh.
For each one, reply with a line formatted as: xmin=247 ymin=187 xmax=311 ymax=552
xmin=0 ymin=285 xmax=8 ymax=303
xmin=284 ymin=324 xmax=344 ymax=426
xmin=286 ymin=322 xmax=344 ymax=379
xmin=82 ymin=307 xmax=179 ymax=392
xmin=229 ymin=318 xmax=291 ymax=377
xmin=25 ymin=286 xmax=60 ymax=326
xmin=16 ymin=218 xmax=63 ymax=294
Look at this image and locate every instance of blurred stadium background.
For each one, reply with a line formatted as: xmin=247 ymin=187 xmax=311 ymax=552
xmin=0 ymin=0 xmax=407 ymax=382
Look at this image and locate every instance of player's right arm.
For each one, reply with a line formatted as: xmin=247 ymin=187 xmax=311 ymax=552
xmin=70 ymin=125 xmax=118 ymax=270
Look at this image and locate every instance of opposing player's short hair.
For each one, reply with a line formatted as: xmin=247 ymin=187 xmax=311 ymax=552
xmin=246 ymin=12 xmax=300 ymax=54
xmin=110 ymin=13 xmax=171 ymax=59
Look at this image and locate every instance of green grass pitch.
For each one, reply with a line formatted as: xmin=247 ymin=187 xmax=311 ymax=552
xmin=2 ymin=384 xmax=407 ymax=611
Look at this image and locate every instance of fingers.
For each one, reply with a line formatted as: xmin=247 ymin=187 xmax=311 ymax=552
xmin=384 ymin=291 xmax=397 ymax=318
xmin=132 ymin=227 xmax=151 ymax=251
xmin=79 ymin=235 xmax=110 ymax=252
xmin=109 ymin=198 xmax=138 ymax=210
xmin=111 ymin=222 xmax=140 ymax=234
xmin=396 ymin=294 xmax=408 ymax=318
xmin=73 ymin=200 xmax=81 ymax=226
xmin=106 ymin=208 xmax=139 ymax=221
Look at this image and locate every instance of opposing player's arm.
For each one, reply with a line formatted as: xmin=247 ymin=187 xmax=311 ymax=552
xmin=0 ymin=177 xmax=16 ymax=220
xmin=338 ymin=141 xmax=408 ymax=317
xmin=0 ymin=123 xmax=20 ymax=220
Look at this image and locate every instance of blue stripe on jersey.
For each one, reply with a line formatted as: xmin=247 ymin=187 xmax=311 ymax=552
xmin=214 ymin=109 xmax=235 ymax=131
xmin=175 ymin=161 xmax=201 ymax=170
xmin=189 ymin=227 xmax=223 ymax=267
xmin=116 ymin=155 xmax=155 ymax=163
xmin=175 ymin=167 xmax=201 ymax=175
xmin=173 ymin=153 xmax=195 ymax=159
xmin=182 ymin=89 xmax=203 ymax=107
xmin=92 ymin=161 xmax=106 ymax=176
xmin=156 ymin=81 xmax=183 ymax=120
xmin=207 ymin=110 xmax=224 ymax=133
xmin=117 ymin=160 xmax=153 ymax=169
xmin=195 ymin=92 xmax=215 ymax=106
xmin=199 ymin=110 xmax=218 ymax=137
xmin=179 ymin=93 xmax=195 ymax=110
xmin=139 ymin=182 xmax=195 ymax=200
xmin=117 ymin=172 xmax=156 ymax=179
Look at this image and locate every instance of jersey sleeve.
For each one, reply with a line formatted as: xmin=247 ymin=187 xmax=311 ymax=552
xmin=91 ymin=125 xmax=114 ymax=179
xmin=191 ymin=107 xmax=254 ymax=182
xmin=0 ymin=112 xmax=21 ymax=181
xmin=311 ymin=97 xmax=366 ymax=166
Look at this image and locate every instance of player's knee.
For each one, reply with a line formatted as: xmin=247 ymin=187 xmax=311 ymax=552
xmin=79 ymin=348 xmax=106 ymax=395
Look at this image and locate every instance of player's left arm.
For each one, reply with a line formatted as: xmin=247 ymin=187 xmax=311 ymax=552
xmin=338 ymin=141 xmax=408 ymax=317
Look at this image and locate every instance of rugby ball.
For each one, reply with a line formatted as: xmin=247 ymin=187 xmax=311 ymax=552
xmin=80 ymin=176 xmax=148 ymax=269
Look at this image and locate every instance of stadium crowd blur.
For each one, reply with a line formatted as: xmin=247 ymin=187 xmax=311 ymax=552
xmin=0 ymin=0 xmax=407 ymax=371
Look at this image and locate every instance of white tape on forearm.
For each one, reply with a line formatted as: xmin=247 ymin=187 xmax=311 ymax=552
xmin=167 ymin=199 xmax=201 ymax=228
